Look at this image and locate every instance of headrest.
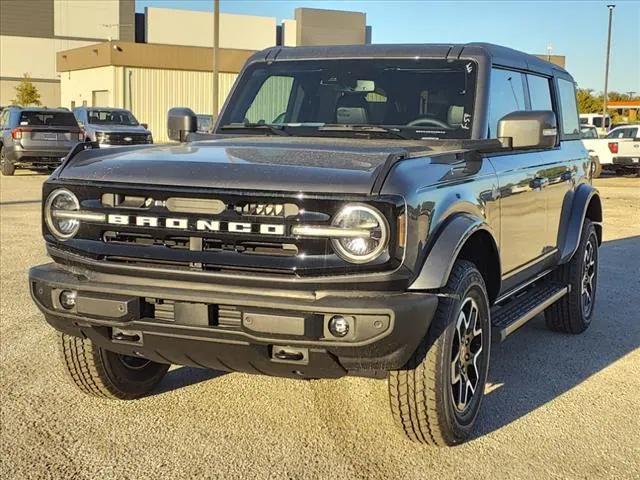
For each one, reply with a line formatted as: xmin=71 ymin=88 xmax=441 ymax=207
xmin=448 ymin=105 xmax=465 ymax=126
xmin=337 ymin=107 xmax=368 ymax=125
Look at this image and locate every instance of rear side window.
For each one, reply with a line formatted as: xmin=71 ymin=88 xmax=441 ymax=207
xmin=488 ymin=68 xmax=526 ymax=137
xmin=557 ymin=79 xmax=580 ymax=136
xmin=527 ymin=74 xmax=552 ymax=111
xmin=245 ymin=75 xmax=294 ymax=124
xmin=18 ymin=111 xmax=78 ymax=127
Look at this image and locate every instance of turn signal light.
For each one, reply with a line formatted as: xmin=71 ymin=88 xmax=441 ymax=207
xmin=11 ymin=128 xmax=23 ymax=140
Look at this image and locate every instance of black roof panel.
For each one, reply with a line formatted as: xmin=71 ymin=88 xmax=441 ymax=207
xmin=249 ymin=42 xmax=569 ymax=78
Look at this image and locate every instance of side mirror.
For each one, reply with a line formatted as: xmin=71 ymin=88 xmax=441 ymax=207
xmin=141 ymin=122 xmax=148 ymax=129
xmin=498 ymin=110 xmax=558 ymax=150
xmin=167 ymin=107 xmax=197 ymax=142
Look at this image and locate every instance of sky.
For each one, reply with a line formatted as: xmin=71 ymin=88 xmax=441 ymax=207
xmin=135 ymin=0 xmax=640 ymax=93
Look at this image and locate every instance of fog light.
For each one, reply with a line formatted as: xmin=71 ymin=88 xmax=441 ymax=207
xmin=59 ymin=290 xmax=77 ymax=309
xmin=328 ymin=315 xmax=349 ymax=337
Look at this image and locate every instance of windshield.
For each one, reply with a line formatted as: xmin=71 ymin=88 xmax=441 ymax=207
xmin=219 ymin=59 xmax=477 ymax=139
xmin=580 ymin=127 xmax=598 ymax=139
xmin=19 ymin=111 xmax=77 ymax=127
xmin=87 ymin=109 xmax=139 ymax=126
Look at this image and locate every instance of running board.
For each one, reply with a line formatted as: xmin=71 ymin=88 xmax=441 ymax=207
xmin=491 ymin=282 xmax=569 ymax=341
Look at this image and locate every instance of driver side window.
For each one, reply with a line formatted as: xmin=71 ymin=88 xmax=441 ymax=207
xmin=488 ymin=68 xmax=526 ymax=138
xmin=245 ymin=76 xmax=294 ymax=124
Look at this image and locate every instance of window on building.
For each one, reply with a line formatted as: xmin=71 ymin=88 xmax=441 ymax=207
xmin=527 ymin=74 xmax=553 ymax=111
xmin=488 ymin=68 xmax=526 ymax=137
xmin=245 ymin=75 xmax=294 ymax=124
xmin=557 ymin=79 xmax=580 ymax=135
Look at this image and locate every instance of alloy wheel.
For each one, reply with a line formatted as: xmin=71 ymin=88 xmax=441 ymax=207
xmin=581 ymin=237 xmax=597 ymax=317
xmin=450 ymin=297 xmax=483 ymax=413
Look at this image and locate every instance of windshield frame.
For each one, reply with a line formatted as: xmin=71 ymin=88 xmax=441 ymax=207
xmin=217 ymin=58 xmax=479 ymax=140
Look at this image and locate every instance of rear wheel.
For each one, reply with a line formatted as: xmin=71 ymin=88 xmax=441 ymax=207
xmin=388 ymin=260 xmax=491 ymax=446
xmin=0 ymin=147 xmax=15 ymax=176
xmin=546 ymin=219 xmax=598 ymax=333
xmin=59 ymin=333 xmax=169 ymax=400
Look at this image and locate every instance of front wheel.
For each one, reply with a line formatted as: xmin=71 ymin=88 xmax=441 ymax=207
xmin=388 ymin=260 xmax=491 ymax=446
xmin=59 ymin=333 xmax=169 ymax=400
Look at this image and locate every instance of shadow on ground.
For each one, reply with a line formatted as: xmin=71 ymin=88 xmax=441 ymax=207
xmin=476 ymin=235 xmax=640 ymax=436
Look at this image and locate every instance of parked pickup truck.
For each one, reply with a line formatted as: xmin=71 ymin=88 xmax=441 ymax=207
xmin=29 ymin=43 xmax=602 ymax=446
xmin=582 ymin=124 xmax=640 ymax=176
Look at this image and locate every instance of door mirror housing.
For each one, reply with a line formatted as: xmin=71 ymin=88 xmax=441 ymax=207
xmin=167 ymin=107 xmax=197 ymax=142
xmin=141 ymin=122 xmax=148 ymax=129
xmin=498 ymin=110 xmax=558 ymax=150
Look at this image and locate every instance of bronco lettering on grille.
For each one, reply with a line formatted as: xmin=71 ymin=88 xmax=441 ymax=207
xmin=106 ymin=214 xmax=285 ymax=235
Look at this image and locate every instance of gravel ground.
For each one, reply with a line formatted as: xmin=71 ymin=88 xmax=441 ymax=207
xmin=1 ymin=172 xmax=639 ymax=479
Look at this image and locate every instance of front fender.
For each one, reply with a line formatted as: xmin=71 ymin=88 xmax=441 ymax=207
xmin=558 ymin=184 xmax=602 ymax=263
xmin=408 ymin=213 xmax=498 ymax=291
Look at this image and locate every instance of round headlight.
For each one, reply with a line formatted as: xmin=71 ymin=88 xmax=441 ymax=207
xmin=45 ymin=188 xmax=80 ymax=241
xmin=331 ymin=204 xmax=389 ymax=263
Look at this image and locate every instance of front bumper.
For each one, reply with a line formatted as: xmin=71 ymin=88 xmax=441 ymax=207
xmin=29 ymin=263 xmax=438 ymax=379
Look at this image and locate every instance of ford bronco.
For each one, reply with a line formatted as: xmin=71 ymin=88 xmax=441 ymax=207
xmin=29 ymin=43 xmax=602 ymax=446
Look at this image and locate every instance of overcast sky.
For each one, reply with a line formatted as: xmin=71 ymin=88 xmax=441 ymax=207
xmin=136 ymin=0 xmax=640 ymax=94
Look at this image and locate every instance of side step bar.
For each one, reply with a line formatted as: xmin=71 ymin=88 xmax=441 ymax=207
xmin=491 ymin=282 xmax=569 ymax=341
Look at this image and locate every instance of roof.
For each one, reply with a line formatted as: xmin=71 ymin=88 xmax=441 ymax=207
xmin=4 ymin=106 xmax=70 ymax=112
xmin=249 ymin=42 xmax=569 ymax=77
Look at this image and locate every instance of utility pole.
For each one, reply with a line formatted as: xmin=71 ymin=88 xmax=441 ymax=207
xmin=212 ymin=0 xmax=220 ymax=117
xmin=602 ymin=4 xmax=615 ymax=132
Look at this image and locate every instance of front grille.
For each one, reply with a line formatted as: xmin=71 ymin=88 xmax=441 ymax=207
xmin=104 ymin=133 xmax=148 ymax=145
xmin=47 ymin=184 xmax=404 ymax=277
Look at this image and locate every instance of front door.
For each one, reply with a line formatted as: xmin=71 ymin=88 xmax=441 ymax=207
xmin=488 ymin=152 xmax=549 ymax=276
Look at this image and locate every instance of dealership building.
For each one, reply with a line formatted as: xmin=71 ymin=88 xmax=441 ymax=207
xmin=2 ymin=1 xmax=565 ymax=142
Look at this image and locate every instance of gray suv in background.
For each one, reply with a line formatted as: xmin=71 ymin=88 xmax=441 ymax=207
xmin=0 ymin=106 xmax=83 ymax=176
xmin=73 ymin=107 xmax=153 ymax=146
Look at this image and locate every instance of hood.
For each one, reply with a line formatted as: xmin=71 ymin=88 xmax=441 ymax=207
xmin=88 ymin=124 xmax=150 ymax=134
xmin=58 ymin=137 xmax=435 ymax=194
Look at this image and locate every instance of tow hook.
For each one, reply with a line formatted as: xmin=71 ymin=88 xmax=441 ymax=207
xmin=272 ymin=346 xmax=308 ymax=364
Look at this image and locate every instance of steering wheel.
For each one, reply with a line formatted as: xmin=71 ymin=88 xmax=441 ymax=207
xmin=406 ymin=117 xmax=451 ymax=129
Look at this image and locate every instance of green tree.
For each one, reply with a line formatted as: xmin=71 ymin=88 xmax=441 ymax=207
xmin=12 ymin=73 xmax=41 ymax=106
xmin=576 ymin=88 xmax=602 ymax=114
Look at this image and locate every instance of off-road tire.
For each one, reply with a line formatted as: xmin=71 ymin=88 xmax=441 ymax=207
xmin=59 ymin=333 xmax=169 ymax=400
xmin=388 ymin=260 xmax=491 ymax=446
xmin=0 ymin=147 xmax=15 ymax=176
xmin=545 ymin=219 xmax=598 ymax=333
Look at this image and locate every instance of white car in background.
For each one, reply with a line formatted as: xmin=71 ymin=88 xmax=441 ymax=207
xmin=582 ymin=124 xmax=640 ymax=176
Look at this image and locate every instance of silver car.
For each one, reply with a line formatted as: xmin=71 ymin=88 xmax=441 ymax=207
xmin=73 ymin=107 xmax=153 ymax=147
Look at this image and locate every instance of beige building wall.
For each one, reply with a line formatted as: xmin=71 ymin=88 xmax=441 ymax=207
xmin=54 ymin=0 xmax=122 ymax=41
xmin=295 ymin=8 xmax=366 ymax=46
xmin=282 ymin=19 xmax=297 ymax=47
xmin=0 ymin=79 xmax=60 ymax=107
xmin=59 ymin=66 xmax=120 ymax=110
xmin=60 ymin=67 xmax=238 ymax=142
xmin=145 ymin=7 xmax=276 ymax=50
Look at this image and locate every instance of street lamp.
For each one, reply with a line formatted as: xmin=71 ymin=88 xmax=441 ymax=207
xmin=212 ymin=0 xmax=220 ymax=117
xmin=602 ymin=4 xmax=615 ymax=132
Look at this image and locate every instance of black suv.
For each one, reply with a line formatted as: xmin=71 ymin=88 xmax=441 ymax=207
xmin=29 ymin=43 xmax=602 ymax=446
xmin=0 ymin=107 xmax=83 ymax=175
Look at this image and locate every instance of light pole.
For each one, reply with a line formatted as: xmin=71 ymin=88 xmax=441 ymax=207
xmin=212 ymin=0 xmax=220 ymax=118
xmin=602 ymin=4 xmax=615 ymax=132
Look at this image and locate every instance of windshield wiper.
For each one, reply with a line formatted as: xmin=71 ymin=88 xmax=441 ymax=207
xmin=318 ymin=125 xmax=412 ymax=140
xmin=220 ymin=123 xmax=290 ymax=136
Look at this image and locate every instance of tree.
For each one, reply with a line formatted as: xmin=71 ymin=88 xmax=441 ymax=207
xmin=576 ymin=88 xmax=602 ymax=114
xmin=12 ymin=73 xmax=41 ymax=106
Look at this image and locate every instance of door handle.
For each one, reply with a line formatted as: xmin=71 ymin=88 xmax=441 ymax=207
xmin=530 ymin=177 xmax=549 ymax=189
